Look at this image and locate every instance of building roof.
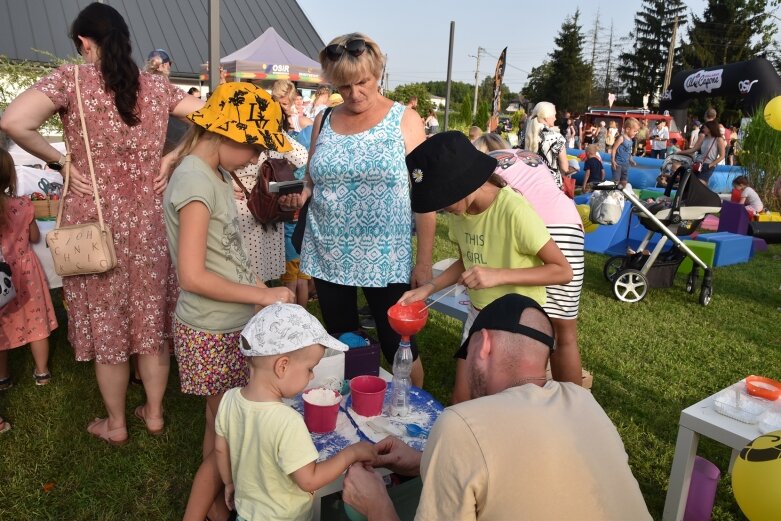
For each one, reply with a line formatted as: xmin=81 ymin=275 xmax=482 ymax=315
xmin=0 ymin=0 xmax=324 ymax=80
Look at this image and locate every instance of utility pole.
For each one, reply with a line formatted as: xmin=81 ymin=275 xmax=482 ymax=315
xmin=470 ymin=47 xmax=484 ymax=117
xmin=662 ymin=16 xmax=679 ymax=92
xmin=603 ymin=21 xmax=614 ymax=101
xmin=444 ymin=21 xmax=455 ymax=131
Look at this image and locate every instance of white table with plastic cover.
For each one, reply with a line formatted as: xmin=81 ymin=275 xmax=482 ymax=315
xmin=662 ymin=381 xmax=760 ymax=521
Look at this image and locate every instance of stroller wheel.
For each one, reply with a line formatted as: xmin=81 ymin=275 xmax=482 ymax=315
xmin=603 ymin=256 xmax=625 ymax=282
xmin=685 ymin=273 xmax=698 ymax=293
xmin=612 ymin=269 xmax=648 ymax=303
xmin=699 ymin=285 xmax=713 ymax=306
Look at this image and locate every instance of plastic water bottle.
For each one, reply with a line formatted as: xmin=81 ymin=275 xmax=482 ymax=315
xmin=390 ymin=340 xmax=413 ymax=417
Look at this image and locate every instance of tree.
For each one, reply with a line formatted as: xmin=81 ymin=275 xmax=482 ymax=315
xmin=385 ymin=84 xmax=432 ymax=117
xmin=680 ymin=0 xmax=780 ymax=117
xmin=0 ymin=51 xmax=78 ymax=136
xmin=617 ymin=0 xmax=688 ymax=107
xmin=521 ymin=61 xmax=553 ymax=107
xmin=545 ymin=10 xmax=592 ymax=112
xmin=420 ymin=80 xmax=473 ymax=105
xmin=477 ymin=74 xmax=514 ymax=112
xmin=459 ymin=94 xmax=473 ymax=127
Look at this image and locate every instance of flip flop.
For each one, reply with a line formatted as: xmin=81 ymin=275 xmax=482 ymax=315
xmin=0 ymin=377 xmax=12 ymax=391
xmin=0 ymin=416 xmax=11 ymax=433
xmin=134 ymin=405 xmax=164 ymax=436
xmin=87 ymin=417 xmax=128 ymax=446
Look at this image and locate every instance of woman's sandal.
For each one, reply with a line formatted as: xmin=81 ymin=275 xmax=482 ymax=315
xmin=33 ymin=372 xmax=51 ymax=386
xmin=87 ymin=417 xmax=128 ymax=446
xmin=0 ymin=416 xmax=11 ymax=433
xmin=134 ymin=405 xmax=164 ymax=436
xmin=0 ymin=377 xmax=12 ymax=391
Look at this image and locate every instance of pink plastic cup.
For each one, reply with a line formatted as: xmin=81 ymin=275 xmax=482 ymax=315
xmin=302 ymin=388 xmax=342 ymax=434
xmin=350 ymin=375 xmax=387 ymax=417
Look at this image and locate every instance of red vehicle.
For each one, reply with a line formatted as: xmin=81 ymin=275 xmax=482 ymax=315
xmin=581 ymin=107 xmax=684 ymax=155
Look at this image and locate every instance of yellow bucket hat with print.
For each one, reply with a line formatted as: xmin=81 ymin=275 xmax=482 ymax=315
xmin=187 ymin=82 xmax=292 ymax=152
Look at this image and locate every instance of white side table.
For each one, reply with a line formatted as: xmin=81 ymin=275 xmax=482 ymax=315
xmin=662 ymin=381 xmax=762 ymax=521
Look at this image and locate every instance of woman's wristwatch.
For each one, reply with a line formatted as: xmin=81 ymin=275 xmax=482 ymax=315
xmin=46 ymin=154 xmax=68 ymax=171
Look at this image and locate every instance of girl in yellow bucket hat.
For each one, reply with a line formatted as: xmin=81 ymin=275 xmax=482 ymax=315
xmin=162 ymin=82 xmax=296 ymax=519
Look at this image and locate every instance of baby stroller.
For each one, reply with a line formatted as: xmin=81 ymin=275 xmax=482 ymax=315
xmin=597 ymin=161 xmax=723 ymax=305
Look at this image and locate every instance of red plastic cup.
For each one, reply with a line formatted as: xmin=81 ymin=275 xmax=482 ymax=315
xmin=350 ymin=375 xmax=387 ymax=417
xmin=302 ymin=388 xmax=342 ymax=434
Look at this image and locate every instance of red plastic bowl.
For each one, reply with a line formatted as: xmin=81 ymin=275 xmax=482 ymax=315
xmin=387 ymin=301 xmax=428 ymax=338
xmin=350 ymin=375 xmax=387 ymax=417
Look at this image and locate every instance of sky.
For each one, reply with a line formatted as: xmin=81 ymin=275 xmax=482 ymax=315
xmin=297 ymin=0 xmax=709 ymax=93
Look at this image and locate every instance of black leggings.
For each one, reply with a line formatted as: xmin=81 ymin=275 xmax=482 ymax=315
xmin=313 ymin=278 xmax=419 ymax=363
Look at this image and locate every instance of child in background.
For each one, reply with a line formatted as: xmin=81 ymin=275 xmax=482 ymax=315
xmin=400 ymin=132 xmax=572 ymax=403
xmin=581 ymin=144 xmax=605 ymax=192
xmin=731 ymin=176 xmax=764 ymax=217
xmin=215 ymin=303 xmax=375 ymax=521
xmin=163 ymin=83 xmax=295 ymax=521
xmin=0 ymin=148 xmax=57 ymax=391
xmin=666 ymin=138 xmax=681 ymax=157
xmin=610 ymin=118 xmax=640 ymax=188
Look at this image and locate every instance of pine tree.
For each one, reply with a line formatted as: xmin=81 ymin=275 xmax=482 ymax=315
xmin=541 ymin=9 xmax=592 ymax=112
xmin=681 ymin=0 xmax=777 ymax=70
xmin=617 ymin=0 xmax=688 ymax=107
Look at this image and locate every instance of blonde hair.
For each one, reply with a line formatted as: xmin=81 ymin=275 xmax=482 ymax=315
xmin=586 ymin=144 xmax=599 ymax=157
xmin=524 ymin=101 xmax=556 ymax=153
xmin=271 ymin=80 xmax=296 ymax=105
xmin=624 ymin=117 xmax=640 ymax=130
xmin=319 ymin=33 xmax=385 ymax=86
xmin=145 ymin=57 xmax=168 ymax=77
xmin=473 ymin=133 xmax=510 ymax=153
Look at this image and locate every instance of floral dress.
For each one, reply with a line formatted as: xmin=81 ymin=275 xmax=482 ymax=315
xmin=0 ymin=198 xmax=57 ymax=349
xmin=33 ymin=64 xmax=185 ymax=364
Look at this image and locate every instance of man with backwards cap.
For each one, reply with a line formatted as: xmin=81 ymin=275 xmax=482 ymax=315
xmin=343 ymin=294 xmax=651 ymax=520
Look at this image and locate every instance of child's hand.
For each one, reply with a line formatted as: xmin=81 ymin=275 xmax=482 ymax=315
xmin=397 ymin=284 xmax=434 ymax=305
xmin=630 ymin=159 xmax=637 ymax=166
xmin=460 ymin=266 xmax=501 ymax=290
xmin=258 ymin=286 xmax=295 ymax=306
xmin=224 ymin=483 xmax=235 ymax=511
xmin=611 ymin=161 xmax=618 ymax=170
xmin=349 ymin=441 xmax=377 ymax=464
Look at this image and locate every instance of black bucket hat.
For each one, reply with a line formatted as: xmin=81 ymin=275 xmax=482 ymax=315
xmin=406 ymin=131 xmax=498 ymax=213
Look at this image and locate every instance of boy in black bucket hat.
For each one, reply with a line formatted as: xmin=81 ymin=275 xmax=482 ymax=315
xmin=399 ymin=131 xmax=572 ymax=403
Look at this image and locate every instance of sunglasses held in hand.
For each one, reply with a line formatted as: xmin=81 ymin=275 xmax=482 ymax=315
xmin=325 ymin=38 xmax=367 ymax=60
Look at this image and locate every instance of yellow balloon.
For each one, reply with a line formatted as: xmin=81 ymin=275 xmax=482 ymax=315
xmin=732 ymin=430 xmax=781 ymax=521
xmin=763 ymin=96 xmax=781 ymax=131
xmin=577 ymin=204 xmax=599 ymax=233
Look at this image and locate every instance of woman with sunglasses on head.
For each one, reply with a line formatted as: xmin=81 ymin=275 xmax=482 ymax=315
xmin=0 ymin=2 xmax=204 ymax=445
xmin=280 ymin=33 xmax=434 ymax=387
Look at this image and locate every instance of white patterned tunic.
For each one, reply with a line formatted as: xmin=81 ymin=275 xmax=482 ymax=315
xmin=301 ymin=103 xmax=412 ymax=287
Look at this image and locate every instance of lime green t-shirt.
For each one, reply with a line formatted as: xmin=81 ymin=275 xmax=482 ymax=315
xmin=163 ymin=155 xmax=256 ymax=333
xmin=448 ymin=186 xmax=551 ymax=309
xmin=215 ymin=388 xmax=319 ymax=521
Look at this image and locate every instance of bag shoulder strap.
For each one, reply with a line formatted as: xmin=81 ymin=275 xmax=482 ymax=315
xmin=56 ymin=65 xmax=108 ymax=232
xmin=227 ymin=169 xmax=251 ymax=198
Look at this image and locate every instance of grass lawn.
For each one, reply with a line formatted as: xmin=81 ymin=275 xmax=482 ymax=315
xmin=1 ymin=217 xmax=780 ymax=520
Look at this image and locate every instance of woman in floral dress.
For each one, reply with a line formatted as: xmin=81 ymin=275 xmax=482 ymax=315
xmin=0 ymin=2 xmax=203 ymax=444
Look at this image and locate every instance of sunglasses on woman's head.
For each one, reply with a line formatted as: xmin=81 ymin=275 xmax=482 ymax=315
xmin=325 ymin=39 xmax=367 ymax=60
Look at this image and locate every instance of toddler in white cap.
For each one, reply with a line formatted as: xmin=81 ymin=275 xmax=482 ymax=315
xmin=214 ymin=303 xmax=375 ymax=521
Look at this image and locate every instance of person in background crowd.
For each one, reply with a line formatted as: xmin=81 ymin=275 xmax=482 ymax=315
xmin=282 ymin=32 xmax=434 ymax=388
xmin=0 ymin=1 xmax=204 ymax=446
xmin=635 ymin=119 xmax=649 ymax=156
xmin=342 ymin=294 xmax=651 ymax=521
xmin=424 ymin=108 xmax=439 ymax=136
xmin=649 ymin=120 xmax=669 ymax=159
xmin=272 ymin=80 xmax=312 ymax=133
xmin=731 ymin=175 xmax=764 ymax=216
xmin=595 ymin=120 xmax=607 ymax=153
xmin=610 ymin=118 xmax=639 ymax=188
xmin=582 ymin=143 xmax=605 ymax=191
xmin=188 ymin=87 xmax=201 ymax=99
xmin=307 ymin=86 xmax=331 ymax=118
xmin=145 ymin=48 xmax=172 ymax=76
xmin=523 ymin=101 xmax=571 ymax=189
xmin=680 ymin=120 xmax=725 ymax=185
xmin=468 ymin=125 xmax=483 ymax=142
xmin=406 ymin=95 xmax=418 ymax=112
